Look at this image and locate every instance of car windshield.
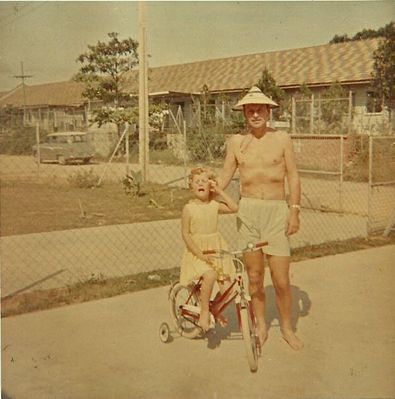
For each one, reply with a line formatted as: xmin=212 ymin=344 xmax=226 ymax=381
xmin=51 ymin=135 xmax=86 ymax=143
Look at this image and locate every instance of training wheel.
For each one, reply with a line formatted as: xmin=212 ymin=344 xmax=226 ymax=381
xmin=159 ymin=322 xmax=171 ymax=343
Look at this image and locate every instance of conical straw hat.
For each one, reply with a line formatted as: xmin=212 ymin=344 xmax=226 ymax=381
xmin=233 ymin=86 xmax=278 ymax=111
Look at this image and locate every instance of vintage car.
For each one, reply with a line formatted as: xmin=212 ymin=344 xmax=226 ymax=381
xmin=32 ymin=132 xmax=94 ymax=164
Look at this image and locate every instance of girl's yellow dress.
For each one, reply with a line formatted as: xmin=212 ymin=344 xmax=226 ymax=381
xmin=180 ymin=200 xmax=235 ymax=286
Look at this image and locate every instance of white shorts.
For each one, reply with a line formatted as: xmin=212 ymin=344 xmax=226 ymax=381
xmin=237 ymin=198 xmax=290 ymax=257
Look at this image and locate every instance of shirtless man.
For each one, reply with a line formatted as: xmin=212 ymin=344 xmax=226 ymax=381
xmin=218 ymin=86 xmax=303 ymax=350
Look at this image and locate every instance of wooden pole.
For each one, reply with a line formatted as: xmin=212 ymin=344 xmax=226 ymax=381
xmin=139 ymin=1 xmax=149 ymax=182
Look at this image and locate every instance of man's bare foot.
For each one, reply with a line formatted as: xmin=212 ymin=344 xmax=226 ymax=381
xmin=198 ymin=311 xmax=210 ymax=332
xmin=281 ymin=328 xmax=304 ymax=351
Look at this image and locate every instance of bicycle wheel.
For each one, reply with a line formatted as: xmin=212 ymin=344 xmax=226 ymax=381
xmin=239 ymin=302 xmax=259 ymax=372
xmin=169 ymin=282 xmax=201 ymax=339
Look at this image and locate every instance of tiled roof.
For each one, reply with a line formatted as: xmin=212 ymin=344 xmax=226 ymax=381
xmin=0 ymin=39 xmax=380 ymax=109
xmin=126 ymin=38 xmax=380 ymax=93
xmin=0 ymin=81 xmax=86 ymax=108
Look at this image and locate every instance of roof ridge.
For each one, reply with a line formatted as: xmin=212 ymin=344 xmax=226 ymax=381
xmin=150 ymin=37 xmax=380 ymax=70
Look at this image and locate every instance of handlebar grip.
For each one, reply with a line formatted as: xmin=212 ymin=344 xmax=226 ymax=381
xmin=202 ymin=249 xmax=216 ymax=255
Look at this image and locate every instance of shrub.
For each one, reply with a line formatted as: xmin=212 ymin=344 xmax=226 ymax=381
xmin=67 ymin=169 xmax=100 ymax=188
xmin=0 ymin=127 xmax=40 ymax=155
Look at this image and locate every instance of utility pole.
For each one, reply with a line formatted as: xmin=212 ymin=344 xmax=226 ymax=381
xmin=138 ymin=1 xmax=149 ymax=182
xmin=14 ymin=61 xmax=32 ymax=126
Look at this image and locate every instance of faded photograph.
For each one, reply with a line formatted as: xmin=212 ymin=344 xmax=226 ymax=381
xmin=1 ymin=1 xmax=395 ymax=398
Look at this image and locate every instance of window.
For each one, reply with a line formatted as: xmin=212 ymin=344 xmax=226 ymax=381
xmin=366 ymin=91 xmax=382 ymax=113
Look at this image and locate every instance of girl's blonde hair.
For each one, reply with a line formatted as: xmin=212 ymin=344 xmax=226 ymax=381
xmin=188 ymin=167 xmax=216 ymax=189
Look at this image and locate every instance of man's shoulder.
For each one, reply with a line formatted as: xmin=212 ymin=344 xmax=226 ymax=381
xmin=269 ymin=129 xmax=290 ymax=141
xmin=226 ymin=133 xmax=244 ymax=147
xmin=228 ymin=133 xmax=244 ymax=141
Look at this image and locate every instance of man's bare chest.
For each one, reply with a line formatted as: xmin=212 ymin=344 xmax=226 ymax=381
xmin=235 ymin=136 xmax=284 ymax=169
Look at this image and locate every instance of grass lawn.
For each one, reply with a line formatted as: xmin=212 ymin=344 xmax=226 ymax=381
xmin=0 ymin=178 xmax=191 ymax=236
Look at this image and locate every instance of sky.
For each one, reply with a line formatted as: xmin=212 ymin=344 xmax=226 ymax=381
xmin=0 ymin=1 xmax=394 ymax=91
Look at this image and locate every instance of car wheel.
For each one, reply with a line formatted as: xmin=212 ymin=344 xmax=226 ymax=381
xmin=83 ymin=158 xmax=91 ymax=164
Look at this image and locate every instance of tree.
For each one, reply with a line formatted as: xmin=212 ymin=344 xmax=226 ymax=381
xmin=297 ymin=82 xmax=313 ymax=99
xmin=329 ymin=21 xmax=394 ymax=43
xmin=329 ymin=34 xmax=350 ymax=44
xmin=74 ymin=32 xmax=139 ymax=137
xmin=255 ymin=68 xmax=285 ymax=122
xmin=320 ymin=82 xmax=349 ymax=133
xmin=371 ymin=33 xmax=395 ymax=118
xmin=256 ymin=67 xmax=284 ymax=104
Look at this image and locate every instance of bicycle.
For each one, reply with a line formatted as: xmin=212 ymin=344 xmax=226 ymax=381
xmin=159 ymin=241 xmax=267 ymax=372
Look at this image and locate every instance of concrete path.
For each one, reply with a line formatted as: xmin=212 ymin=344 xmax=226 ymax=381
xmin=2 ymin=245 xmax=395 ymax=399
xmin=1 ymin=210 xmax=367 ymax=298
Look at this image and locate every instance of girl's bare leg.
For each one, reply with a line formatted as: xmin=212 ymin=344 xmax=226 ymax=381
xmin=198 ymin=270 xmax=217 ymax=331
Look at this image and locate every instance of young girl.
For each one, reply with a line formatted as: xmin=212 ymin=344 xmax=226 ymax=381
xmin=180 ymin=167 xmax=239 ymax=332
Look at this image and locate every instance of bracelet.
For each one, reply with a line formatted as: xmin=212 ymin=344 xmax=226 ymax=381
xmin=289 ymin=204 xmax=301 ymax=210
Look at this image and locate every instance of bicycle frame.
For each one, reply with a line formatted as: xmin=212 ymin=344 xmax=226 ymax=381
xmin=179 ymin=241 xmax=267 ymax=329
xmin=169 ymin=241 xmax=267 ymax=372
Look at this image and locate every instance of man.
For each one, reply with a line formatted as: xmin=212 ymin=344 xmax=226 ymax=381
xmin=218 ymin=86 xmax=303 ymax=350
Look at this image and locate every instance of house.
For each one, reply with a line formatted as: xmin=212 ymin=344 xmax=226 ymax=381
xmin=124 ymin=37 xmax=388 ymax=134
xmin=1 ymin=38 xmax=390 ymax=138
xmin=0 ymin=81 xmax=87 ymax=133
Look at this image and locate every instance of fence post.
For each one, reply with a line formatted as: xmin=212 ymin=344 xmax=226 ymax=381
xmin=339 ymin=135 xmax=344 ymax=212
xmin=291 ymin=96 xmax=296 ymax=134
xmin=318 ymin=93 xmax=321 ymax=134
xmin=35 ymin=122 xmax=40 ymax=179
xmin=348 ymin=90 xmax=353 ymax=135
xmin=125 ymin=123 xmax=130 ymax=176
xmin=367 ymin=135 xmax=373 ymax=234
xmin=183 ymin=120 xmax=188 ymax=187
xmin=221 ymin=100 xmax=225 ymax=127
xmin=310 ymin=94 xmax=314 ymax=134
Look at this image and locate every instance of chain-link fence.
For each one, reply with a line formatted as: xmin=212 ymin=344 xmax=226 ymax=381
xmin=1 ymin=115 xmax=395 ymax=298
xmin=292 ymin=94 xmax=352 ymax=135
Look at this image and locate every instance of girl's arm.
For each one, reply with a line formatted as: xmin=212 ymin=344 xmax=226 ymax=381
xmin=181 ymin=205 xmax=212 ymax=263
xmin=210 ymin=181 xmax=239 ymax=213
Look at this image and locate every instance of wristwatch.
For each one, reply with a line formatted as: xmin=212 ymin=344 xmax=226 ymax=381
xmin=289 ymin=204 xmax=301 ymax=210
